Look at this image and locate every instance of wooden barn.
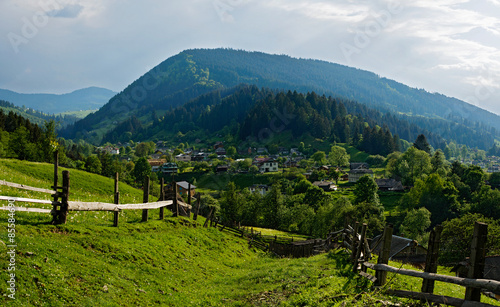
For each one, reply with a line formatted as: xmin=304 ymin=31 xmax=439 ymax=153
xmin=371 ymin=234 xmax=428 ymax=268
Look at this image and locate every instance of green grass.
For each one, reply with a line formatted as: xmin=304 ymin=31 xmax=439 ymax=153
xmin=250 ymin=227 xmax=310 ymax=241
xmin=1 ymin=159 xmax=499 ymax=306
xmin=343 ymin=145 xmax=370 ymax=162
xmin=55 ymin=110 xmax=96 ymax=119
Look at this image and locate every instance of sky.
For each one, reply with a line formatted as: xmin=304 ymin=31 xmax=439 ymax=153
xmin=1 ymin=0 xmax=500 ymax=115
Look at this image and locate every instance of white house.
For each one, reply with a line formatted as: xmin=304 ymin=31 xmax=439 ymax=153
xmin=254 ymin=158 xmax=278 ymax=173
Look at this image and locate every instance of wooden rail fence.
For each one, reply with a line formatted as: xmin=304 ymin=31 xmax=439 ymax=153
xmin=0 ymin=151 xmax=197 ymax=226
xmin=341 ymin=221 xmax=500 ymax=307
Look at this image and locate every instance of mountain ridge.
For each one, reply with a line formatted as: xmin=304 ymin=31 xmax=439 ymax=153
xmin=60 ymin=48 xmax=500 ymax=148
xmin=0 ymin=86 xmax=116 ymax=114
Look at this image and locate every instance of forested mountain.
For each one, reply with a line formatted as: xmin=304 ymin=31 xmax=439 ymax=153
xmin=0 ymin=87 xmax=116 ymax=114
xmin=102 ymin=85 xmax=450 ymax=155
xmin=61 ymin=49 xmax=499 ymax=149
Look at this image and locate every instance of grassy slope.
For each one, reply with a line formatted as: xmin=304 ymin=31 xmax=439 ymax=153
xmin=1 ymin=159 xmax=499 ymax=306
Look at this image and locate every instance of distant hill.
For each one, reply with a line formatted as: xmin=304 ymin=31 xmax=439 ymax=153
xmin=0 ymin=87 xmax=116 ymax=114
xmin=0 ymin=99 xmax=90 ymax=128
xmin=61 ymin=49 xmax=500 ymax=149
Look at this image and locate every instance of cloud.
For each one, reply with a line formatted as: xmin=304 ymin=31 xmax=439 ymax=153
xmin=0 ymin=0 xmax=500 ymax=115
xmin=46 ymin=4 xmax=84 ymax=18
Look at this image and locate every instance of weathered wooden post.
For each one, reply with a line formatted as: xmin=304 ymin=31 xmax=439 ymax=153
xmin=353 ymin=223 xmax=367 ymax=273
xmin=172 ymin=182 xmax=178 ymax=217
xmin=53 ymin=150 xmax=59 ymax=195
xmin=465 ymin=222 xmax=488 ymax=302
xmin=113 ymin=172 xmax=120 ymax=227
xmin=203 ymin=207 xmax=213 ymax=228
xmin=375 ymin=224 xmax=393 ymax=287
xmin=187 ymin=183 xmax=192 ymax=217
xmin=51 ymin=150 xmax=59 ymax=224
xmin=159 ymin=178 xmax=165 ymax=220
xmin=59 ymin=170 xmax=70 ymax=224
xmin=422 ymin=225 xmax=443 ymax=293
xmin=193 ymin=193 xmax=201 ymax=221
xmin=142 ymin=176 xmax=150 ymax=222
xmin=351 ymin=221 xmax=360 ymax=260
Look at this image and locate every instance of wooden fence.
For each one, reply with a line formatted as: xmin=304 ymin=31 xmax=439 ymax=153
xmin=341 ymin=221 xmax=500 ymax=307
xmin=0 ymin=151 xmax=195 ymax=226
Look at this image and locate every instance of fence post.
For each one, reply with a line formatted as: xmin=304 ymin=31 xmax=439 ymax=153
xmin=113 ymin=172 xmax=120 ymax=227
xmin=351 ymin=221 xmax=360 ymax=260
xmin=159 ymin=178 xmax=165 ymax=220
xmin=59 ymin=170 xmax=70 ymax=224
xmin=187 ymin=183 xmax=192 ymax=218
xmin=142 ymin=176 xmax=150 ymax=222
xmin=51 ymin=150 xmax=59 ymax=224
xmin=53 ymin=150 xmax=59 ymax=194
xmin=465 ymin=222 xmax=488 ymax=302
xmin=375 ymin=224 xmax=393 ymax=287
xmin=172 ymin=182 xmax=178 ymax=217
xmin=421 ymin=225 xmax=443 ymax=293
xmin=193 ymin=193 xmax=201 ymax=221
xmin=353 ymin=223 xmax=367 ymax=273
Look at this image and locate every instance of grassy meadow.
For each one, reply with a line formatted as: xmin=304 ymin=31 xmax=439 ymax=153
xmin=1 ymin=159 xmax=499 ymax=306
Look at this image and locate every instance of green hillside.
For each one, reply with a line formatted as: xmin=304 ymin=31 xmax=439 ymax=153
xmin=0 ymin=100 xmax=87 ymax=128
xmin=1 ymin=160 xmax=499 ymax=306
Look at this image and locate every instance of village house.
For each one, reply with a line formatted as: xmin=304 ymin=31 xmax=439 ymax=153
xmin=257 ymin=147 xmax=268 ymax=155
xmin=148 ymin=159 xmax=167 ymax=172
xmin=312 ymin=180 xmax=337 ymax=191
xmin=249 ymin=184 xmax=270 ymax=196
xmin=253 ymin=158 xmax=278 ymax=173
xmin=175 ymin=153 xmax=191 ymax=162
xmin=348 ymin=164 xmax=374 ymax=183
xmin=192 ymin=152 xmax=209 ymax=162
xmin=451 ymin=256 xmax=500 ymax=299
xmin=176 ymin=181 xmax=196 ymax=197
xmin=216 ymin=165 xmax=229 ymax=173
xmin=375 ymin=178 xmax=404 ymax=192
xmin=98 ymin=146 xmax=120 ymax=155
xmin=370 ymin=235 xmax=428 ymax=268
xmin=215 ymin=147 xmax=226 ymax=156
xmin=161 ymin=162 xmax=178 ymax=174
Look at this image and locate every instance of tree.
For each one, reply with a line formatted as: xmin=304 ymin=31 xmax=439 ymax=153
xmin=328 ymin=145 xmax=350 ymax=168
xmin=463 ymin=165 xmax=485 ymax=193
xmin=399 ymin=173 xmax=460 ymax=226
xmin=353 ymin=175 xmax=380 ymax=205
xmin=133 ymin=157 xmax=152 ymax=181
xmin=220 ymin=182 xmax=242 ymax=226
xmin=352 ymin=175 xmax=385 ymax=235
xmin=439 ymin=214 xmax=500 ymax=265
xmin=400 ymin=208 xmax=431 ymax=240
xmin=311 ymin=151 xmax=327 ymax=166
xmin=85 ymin=155 xmax=102 ymax=174
xmin=388 ymin=147 xmax=432 ymax=186
xmin=9 ymin=126 xmax=36 ymax=160
xmin=226 ymin=146 xmax=237 ymax=157
xmin=263 ymin=183 xmax=284 ymax=228
xmin=135 ymin=142 xmax=151 ymax=157
xmin=413 ymin=134 xmax=432 ymax=154
xmin=471 ymin=186 xmax=500 ymax=220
